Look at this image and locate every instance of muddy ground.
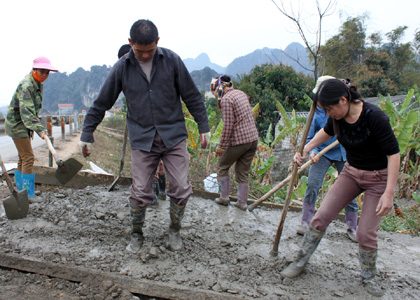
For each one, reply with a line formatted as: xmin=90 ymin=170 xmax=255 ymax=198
xmin=1 ymin=128 xmax=420 ymax=299
xmin=0 ymin=181 xmax=420 ymax=300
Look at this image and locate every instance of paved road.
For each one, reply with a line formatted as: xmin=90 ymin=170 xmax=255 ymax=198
xmin=0 ymin=125 xmax=74 ymax=163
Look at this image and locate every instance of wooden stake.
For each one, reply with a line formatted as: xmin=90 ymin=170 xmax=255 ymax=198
xmin=270 ymin=102 xmax=317 ymax=257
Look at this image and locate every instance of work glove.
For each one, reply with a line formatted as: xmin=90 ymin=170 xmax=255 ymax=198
xmin=200 ymin=132 xmax=211 ymax=149
xmin=79 ymin=141 xmax=92 ymax=157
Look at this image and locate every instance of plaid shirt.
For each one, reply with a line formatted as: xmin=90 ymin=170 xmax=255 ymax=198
xmin=219 ymin=88 xmax=259 ymax=148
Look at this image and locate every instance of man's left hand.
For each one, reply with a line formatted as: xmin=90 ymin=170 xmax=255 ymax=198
xmin=200 ymin=132 xmax=211 ymax=149
xmin=216 ymin=146 xmax=225 ymax=157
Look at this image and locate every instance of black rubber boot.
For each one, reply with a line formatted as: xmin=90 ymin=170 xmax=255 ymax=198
xmin=158 ymin=174 xmax=167 ymax=200
xmin=150 ymin=181 xmax=159 ymax=207
xmin=166 ymin=201 xmax=185 ymax=251
xmin=359 ymin=246 xmax=384 ymax=297
xmin=280 ymin=225 xmax=324 ymax=278
xmin=126 ymin=205 xmax=146 ymax=253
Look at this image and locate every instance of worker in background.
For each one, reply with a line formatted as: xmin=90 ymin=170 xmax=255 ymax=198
xmin=210 ymin=75 xmax=259 ymax=211
xmin=5 ymin=57 xmax=59 ymax=203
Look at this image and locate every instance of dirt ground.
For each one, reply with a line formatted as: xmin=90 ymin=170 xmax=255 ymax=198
xmin=1 ymin=132 xmax=420 ymax=300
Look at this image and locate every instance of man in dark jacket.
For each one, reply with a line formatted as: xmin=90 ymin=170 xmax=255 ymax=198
xmin=80 ymin=19 xmax=210 ymax=253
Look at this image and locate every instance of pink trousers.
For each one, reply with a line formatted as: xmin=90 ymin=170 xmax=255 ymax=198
xmin=311 ymin=163 xmax=388 ymax=249
xmin=129 ymin=134 xmax=191 ymax=208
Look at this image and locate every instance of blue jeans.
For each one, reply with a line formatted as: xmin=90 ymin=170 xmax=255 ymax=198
xmin=303 ymin=156 xmax=359 ymax=212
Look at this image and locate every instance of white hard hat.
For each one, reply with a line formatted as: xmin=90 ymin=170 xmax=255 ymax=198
xmin=313 ymin=75 xmax=335 ymax=93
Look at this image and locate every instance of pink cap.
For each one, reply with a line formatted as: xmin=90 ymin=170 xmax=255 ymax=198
xmin=32 ymin=57 xmax=58 ymax=72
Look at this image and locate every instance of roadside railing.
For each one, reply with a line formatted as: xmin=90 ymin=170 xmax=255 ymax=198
xmin=40 ymin=114 xmax=85 ymax=167
xmin=1 ymin=114 xmax=85 ymax=167
xmin=0 ymin=117 xmax=4 ymax=136
xmin=0 ymin=114 xmax=85 ymax=138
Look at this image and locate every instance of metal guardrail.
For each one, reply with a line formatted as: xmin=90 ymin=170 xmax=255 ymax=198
xmin=0 ymin=114 xmax=86 ymax=137
xmin=0 ymin=117 xmax=4 ymax=135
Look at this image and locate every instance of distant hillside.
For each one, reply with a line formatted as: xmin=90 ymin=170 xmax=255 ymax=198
xmin=183 ymin=53 xmax=225 ymax=74
xmin=225 ymin=42 xmax=311 ymax=79
xmin=40 ymin=42 xmax=313 ymax=113
xmin=42 ymin=65 xmax=111 ymax=113
xmin=190 ymin=67 xmax=220 ymax=92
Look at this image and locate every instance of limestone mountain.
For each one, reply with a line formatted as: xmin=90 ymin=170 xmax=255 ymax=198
xmin=184 ymin=42 xmax=312 ymax=81
xmin=41 ymin=42 xmax=312 ymax=113
xmin=183 ymin=53 xmax=225 ymax=74
xmin=225 ymin=42 xmax=311 ymax=79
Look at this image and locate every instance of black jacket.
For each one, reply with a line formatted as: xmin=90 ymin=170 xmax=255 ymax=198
xmin=81 ymin=47 xmax=209 ymax=151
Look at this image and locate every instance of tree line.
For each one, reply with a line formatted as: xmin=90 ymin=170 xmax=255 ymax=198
xmin=318 ymin=17 xmax=420 ymax=97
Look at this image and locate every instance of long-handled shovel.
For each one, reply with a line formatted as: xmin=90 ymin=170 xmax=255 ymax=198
xmin=108 ymin=124 xmax=128 ymax=191
xmin=270 ymin=102 xmax=318 ymax=257
xmin=248 ymin=140 xmax=339 ymax=212
xmin=0 ymin=154 xmax=29 ymax=220
xmin=43 ymin=135 xmax=83 ymax=184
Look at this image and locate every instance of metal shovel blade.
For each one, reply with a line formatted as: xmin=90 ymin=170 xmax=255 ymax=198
xmin=55 ymin=158 xmax=83 ymax=184
xmin=3 ymin=189 xmax=29 ymax=220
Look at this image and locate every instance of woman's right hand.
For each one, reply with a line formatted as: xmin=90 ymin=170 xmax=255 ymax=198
xmin=293 ymin=151 xmax=307 ymax=166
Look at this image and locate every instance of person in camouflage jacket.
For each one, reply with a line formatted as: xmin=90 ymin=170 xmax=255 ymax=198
xmin=5 ymin=56 xmax=58 ymax=202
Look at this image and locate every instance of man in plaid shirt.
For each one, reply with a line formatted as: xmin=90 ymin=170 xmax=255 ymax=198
xmin=210 ymin=75 xmax=259 ymax=210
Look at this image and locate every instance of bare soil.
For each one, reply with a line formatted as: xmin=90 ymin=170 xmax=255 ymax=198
xmin=1 ymin=129 xmax=420 ymax=300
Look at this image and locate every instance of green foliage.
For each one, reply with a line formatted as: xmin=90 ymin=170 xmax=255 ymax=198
xmin=319 ymin=16 xmax=366 ymax=79
xmin=356 ymin=50 xmax=398 ymax=97
xmin=274 ymin=100 xmax=306 ymax=152
xmin=379 ymin=88 xmax=419 ymax=154
xmin=413 ymin=192 xmax=420 ymax=205
xmin=294 ymin=175 xmax=308 ymax=199
xmin=381 ymin=204 xmax=420 ymax=236
xmin=375 ymin=86 xmax=420 ymax=206
xmin=101 ymin=115 xmax=126 ymax=131
xmin=256 ymin=155 xmax=275 ymax=175
xmin=357 ymin=26 xmax=415 ymax=95
xmin=319 ymin=15 xmax=420 ymax=96
xmin=380 ymin=215 xmax=409 ymax=232
xmin=235 ymin=63 xmax=312 ymax=138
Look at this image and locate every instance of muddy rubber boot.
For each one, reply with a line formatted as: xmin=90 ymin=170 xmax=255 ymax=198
xmin=150 ymin=181 xmax=159 ymax=207
xmin=234 ymin=182 xmax=248 ymax=211
xmin=157 ymin=174 xmax=167 ymax=200
xmin=126 ymin=206 xmax=146 ymax=253
xmin=280 ymin=225 xmax=324 ymax=278
xmin=359 ymin=246 xmax=384 ymax=297
xmin=22 ymin=173 xmax=42 ymax=203
xmin=215 ymin=176 xmax=230 ymax=205
xmin=166 ymin=201 xmax=185 ymax=251
xmin=14 ymin=170 xmax=23 ymax=191
xmin=345 ymin=211 xmax=358 ymax=243
xmin=296 ymin=203 xmax=315 ymax=236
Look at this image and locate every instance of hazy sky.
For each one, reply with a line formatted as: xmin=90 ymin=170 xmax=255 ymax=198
xmin=1 ymin=0 xmax=419 ymax=107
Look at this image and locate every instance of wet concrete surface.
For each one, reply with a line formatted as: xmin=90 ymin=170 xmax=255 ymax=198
xmin=1 ymin=184 xmax=420 ymax=299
